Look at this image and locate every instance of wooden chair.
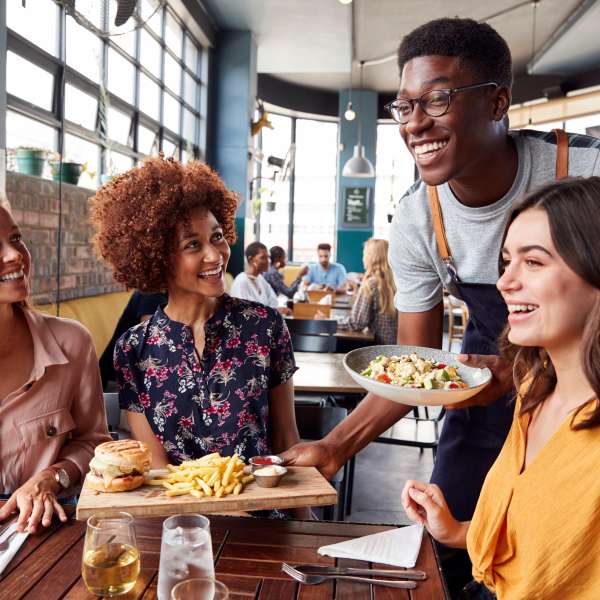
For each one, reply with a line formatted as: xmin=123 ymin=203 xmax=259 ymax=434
xmin=446 ymin=294 xmax=469 ymax=352
xmin=294 ymin=404 xmax=350 ymax=520
xmin=292 ymin=302 xmax=332 ymax=319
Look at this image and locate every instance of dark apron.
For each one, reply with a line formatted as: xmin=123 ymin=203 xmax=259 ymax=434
xmin=426 ymin=129 xmax=568 ymax=596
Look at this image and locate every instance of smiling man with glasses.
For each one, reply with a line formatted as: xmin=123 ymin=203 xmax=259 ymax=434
xmin=283 ymin=17 xmax=600 ymax=599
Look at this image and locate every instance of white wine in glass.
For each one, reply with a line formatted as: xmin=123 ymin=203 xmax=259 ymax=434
xmin=82 ymin=512 xmax=140 ymax=596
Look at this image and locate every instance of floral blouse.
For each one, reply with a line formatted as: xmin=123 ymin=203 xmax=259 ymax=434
xmin=114 ymin=295 xmax=297 ymax=464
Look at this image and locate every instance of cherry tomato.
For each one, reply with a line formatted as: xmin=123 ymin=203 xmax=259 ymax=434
xmin=376 ymin=373 xmax=391 ymax=384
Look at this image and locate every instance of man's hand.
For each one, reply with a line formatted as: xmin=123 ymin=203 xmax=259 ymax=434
xmin=280 ymin=441 xmax=340 ymax=481
xmin=0 ymin=470 xmax=68 ymax=534
xmin=450 ymin=353 xmax=513 ymax=409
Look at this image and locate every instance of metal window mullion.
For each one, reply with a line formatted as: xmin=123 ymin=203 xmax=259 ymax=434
xmin=133 ymin=15 xmax=141 ymax=156
xmin=99 ymin=1 xmax=109 ymax=179
xmin=288 ymin=117 xmax=297 ymax=261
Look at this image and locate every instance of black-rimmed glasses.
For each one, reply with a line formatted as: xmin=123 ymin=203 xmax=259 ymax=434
xmin=384 ymin=82 xmax=498 ymax=124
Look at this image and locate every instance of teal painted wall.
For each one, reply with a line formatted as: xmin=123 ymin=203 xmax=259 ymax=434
xmin=336 ymin=89 xmax=377 ymax=272
xmin=210 ymin=31 xmax=257 ymax=276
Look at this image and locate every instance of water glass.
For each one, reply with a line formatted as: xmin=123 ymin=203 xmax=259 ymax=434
xmin=157 ymin=514 xmax=214 ymax=600
xmin=82 ymin=512 xmax=140 ymax=597
xmin=171 ymin=578 xmax=229 ymax=600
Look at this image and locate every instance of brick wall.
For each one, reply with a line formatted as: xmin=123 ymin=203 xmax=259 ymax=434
xmin=5 ymin=172 xmax=124 ymax=305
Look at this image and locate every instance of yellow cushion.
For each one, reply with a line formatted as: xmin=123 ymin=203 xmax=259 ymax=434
xmin=282 ymin=265 xmax=302 ymax=287
xmin=35 ymin=290 xmax=133 ymax=357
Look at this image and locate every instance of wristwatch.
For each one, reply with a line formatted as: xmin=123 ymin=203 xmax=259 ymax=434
xmin=47 ymin=466 xmax=71 ymax=490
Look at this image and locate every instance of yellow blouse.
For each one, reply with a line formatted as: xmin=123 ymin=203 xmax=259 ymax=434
xmin=467 ymin=392 xmax=600 ymax=599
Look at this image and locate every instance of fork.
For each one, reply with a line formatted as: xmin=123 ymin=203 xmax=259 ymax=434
xmin=282 ymin=562 xmax=417 ymax=589
xmin=0 ymin=530 xmax=19 ymax=553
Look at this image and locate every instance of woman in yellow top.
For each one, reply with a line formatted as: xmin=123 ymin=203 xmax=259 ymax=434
xmin=401 ymin=177 xmax=600 ymax=600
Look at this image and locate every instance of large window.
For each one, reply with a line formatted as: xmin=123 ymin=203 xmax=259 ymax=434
xmin=5 ymin=0 xmax=208 ymax=187
xmin=258 ymin=113 xmax=339 ymax=262
xmin=373 ymin=124 xmax=416 ymax=240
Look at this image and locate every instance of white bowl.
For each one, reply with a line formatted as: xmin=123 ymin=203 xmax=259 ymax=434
xmin=343 ymin=345 xmax=491 ymax=407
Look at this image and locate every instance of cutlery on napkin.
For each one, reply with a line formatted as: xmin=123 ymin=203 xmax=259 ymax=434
xmin=0 ymin=523 xmax=29 ymax=577
xmin=317 ymin=524 xmax=424 ymax=568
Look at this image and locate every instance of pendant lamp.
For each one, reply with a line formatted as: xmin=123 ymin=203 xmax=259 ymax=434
xmin=342 ymin=61 xmax=374 ymax=178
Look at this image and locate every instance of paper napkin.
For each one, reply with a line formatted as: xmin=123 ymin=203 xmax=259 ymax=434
xmin=0 ymin=523 xmax=29 ymax=577
xmin=317 ymin=524 xmax=424 ymax=568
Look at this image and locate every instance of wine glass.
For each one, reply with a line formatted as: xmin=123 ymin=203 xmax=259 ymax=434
xmin=82 ymin=512 xmax=140 ymax=597
xmin=171 ymin=578 xmax=229 ymax=599
xmin=157 ymin=514 xmax=214 ymax=600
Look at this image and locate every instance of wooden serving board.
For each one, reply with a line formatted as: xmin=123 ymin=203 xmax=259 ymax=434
xmin=75 ymin=467 xmax=337 ymax=520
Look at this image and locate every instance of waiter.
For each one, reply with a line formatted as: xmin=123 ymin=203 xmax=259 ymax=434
xmin=282 ymin=17 xmax=600 ymax=598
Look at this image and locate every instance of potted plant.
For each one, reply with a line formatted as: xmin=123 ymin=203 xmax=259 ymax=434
xmin=14 ymin=147 xmax=47 ymax=177
xmin=49 ymin=155 xmax=95 ymax=185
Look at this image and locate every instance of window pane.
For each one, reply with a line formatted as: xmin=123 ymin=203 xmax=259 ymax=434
xmin=182 ymin=108 xmax=196 ymax=142
xmin=184 ymin=35 xmax=199 ymax=73
xmin=108 ymin=151 xmax=134 ymax=175
xmin=73 ymin=1 xmax=103 ymax=28
xmin=65 ymin=84 xmax=97 ymax=130
xmin=162 ymin=138 xmax=178 ymax=158
xmin=140 ymin=0 xmax=162 ymax=36
xmin=139 ymin=73 xmax=160 ymax=120
xmin=164 ymin=53 xmax=181 ymax=94
xmin=6 ymin=110 xmax=56 ymax=153
xmin=293 ymin=119 xmax=338 ymax=261
xmin=163 ymin=93 xmax=180 ymax=134
xmin=138 ymin=124 xmax=158 ymax=155
xmin=6 ymin=52 xmax=54 ymax=111
xmin=64 ymin=134 xmax=100 ymax=189
xmin=183 ymin=72 xmax=197 ymax=107
xmin=108 ymin=48 xmax=135 ymax=104
xmin=109 ymin=0 xmax=137 ymax=55
xmin=107 ymin=108 xmax=132 ymax=146
xmin=66 ymin=17 xmax=102 ymax=82
xmin=565 ymin=114 xmax=600 ymax=137
xmin=140 ymin=29 xmax=162 ymax=78
xmin=7 ymin=0 xmax=59 ymax=56
xmin=374 ymin=124 xmax=415 ymax=240
xmin=165 ymin=12 xmax=182 ymax=58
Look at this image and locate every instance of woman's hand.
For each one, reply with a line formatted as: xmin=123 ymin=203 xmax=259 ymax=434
xmin=401 ymin=480 xmax=468 ymax=548
xmin=0 ymin=470 xmax=68 ymax=533
xmin=448 ymin=353 xmax=514 ymax=409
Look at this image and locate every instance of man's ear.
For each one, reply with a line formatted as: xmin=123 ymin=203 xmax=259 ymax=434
xmin=492 ymin=86 xmax=511 ymax=122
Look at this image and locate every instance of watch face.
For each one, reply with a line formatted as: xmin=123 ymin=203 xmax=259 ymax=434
xmin=56 ymin=468 xmax=70 ymax=488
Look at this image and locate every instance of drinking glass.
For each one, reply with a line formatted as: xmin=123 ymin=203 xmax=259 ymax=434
xmin=157 ymin=514 xmax=215 ymax=600
xmin=171 ymin=578 xmax=229 ymax=600
xmin=82 ymin=512 xmax=140 ymax=597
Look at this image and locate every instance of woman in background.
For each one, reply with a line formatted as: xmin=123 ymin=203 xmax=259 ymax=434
xmin=342 ymin=238 xmax=397 ymax=345
xmin=402 ymin=177 xmax=600 ymax=600
xmin=263 ymin=246 xmax=308 ymax=299
xmin=0 ymin=204 xmax=110 ymax=533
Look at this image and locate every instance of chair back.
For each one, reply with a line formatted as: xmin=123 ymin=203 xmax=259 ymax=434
xmin=291 ymin=334 xmax=337 ymax=353
xmin=103 ymin=392 xmax=120 ymax=429
xmin=306 ymin=290 xmax=335 ymax=304
xmin=295 ymin=404 xmax=348 ymax=441
xmin=285 ymin=318 xmax=337 ymax=335
xmin=292 ymin=302 xmax=331 ymax=319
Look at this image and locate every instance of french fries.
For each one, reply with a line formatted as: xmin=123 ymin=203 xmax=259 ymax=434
xmin=147 ymin=453 xmax=254 ymax=499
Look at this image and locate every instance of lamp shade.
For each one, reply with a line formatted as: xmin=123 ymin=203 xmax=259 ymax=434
xmin=342 ymin=144 xmax=375 ymax=178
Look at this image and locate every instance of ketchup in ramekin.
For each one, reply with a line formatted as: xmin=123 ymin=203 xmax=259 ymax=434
xmin=249 ymin=455 xmax=283 ymax=472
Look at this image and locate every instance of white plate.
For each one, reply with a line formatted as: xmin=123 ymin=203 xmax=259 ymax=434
xmin=343 ymin=345 xmax=491 ymax=406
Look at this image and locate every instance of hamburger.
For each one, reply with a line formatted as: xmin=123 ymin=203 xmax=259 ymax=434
xmin=88 ymin=440 xmax=151 ymax=492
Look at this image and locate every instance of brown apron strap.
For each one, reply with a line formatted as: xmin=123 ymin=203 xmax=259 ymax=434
xmin=428 ymin=129 xmax=569 ymax=265
xmin=427 ymin=185 xmax=452 ymax=263
xmin=553 ymin=128 xmax=569 ymax=179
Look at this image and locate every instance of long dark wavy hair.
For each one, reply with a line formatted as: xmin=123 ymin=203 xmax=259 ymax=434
xmin=498 ymin=177 xmax=600 ymax=430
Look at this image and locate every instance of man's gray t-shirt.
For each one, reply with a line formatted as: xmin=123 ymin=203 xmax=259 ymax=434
xmin=390 ymin=129 xmax=600 ymax=312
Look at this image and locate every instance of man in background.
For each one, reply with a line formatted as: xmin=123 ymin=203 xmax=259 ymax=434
xmin=302 ymin=243 xmax=348 ymax=293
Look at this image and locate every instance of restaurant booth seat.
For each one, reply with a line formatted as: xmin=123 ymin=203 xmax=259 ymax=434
xmin=282 ymin=265 xmax=303 ymax=286
xmin=35 ymin=290 xmax=133 ymax=357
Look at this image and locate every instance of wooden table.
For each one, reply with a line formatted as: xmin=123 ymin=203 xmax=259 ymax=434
xmin=294 ymin=352 xmax=365 ymax=394
xmin=0 ymin=512 xmax=449 ymax=599
xmin=334 ymin=328 xmax=374 ymax=343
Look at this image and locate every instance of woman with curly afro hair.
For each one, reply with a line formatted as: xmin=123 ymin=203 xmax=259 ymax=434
xmin=90 ymin=157 xmax=303 ymax=495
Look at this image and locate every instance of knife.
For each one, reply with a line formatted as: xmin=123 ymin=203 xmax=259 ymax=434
xmin=294 ymin=565 xmax=427 ymax=580
xmin=0 ymin=516 xmax=18 ymax=540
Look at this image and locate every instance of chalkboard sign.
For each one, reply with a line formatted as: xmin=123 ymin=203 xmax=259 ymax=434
xmin=343 ymin=187 xmax=370 ymax=225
